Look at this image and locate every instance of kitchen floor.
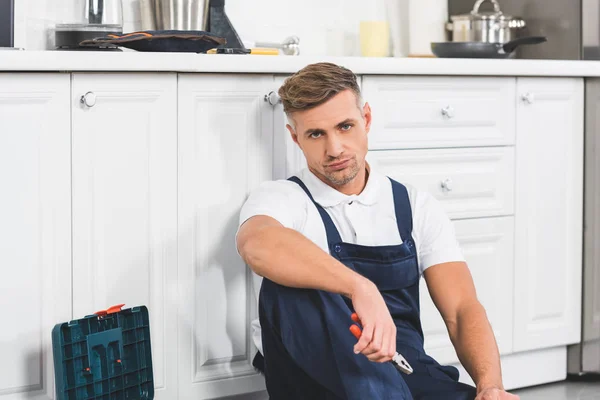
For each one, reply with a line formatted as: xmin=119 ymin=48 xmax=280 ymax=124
xmin=227 ymin=380 xmax=600 ymax=399
xmin=513 ymin=380 xmax=600 ymax=399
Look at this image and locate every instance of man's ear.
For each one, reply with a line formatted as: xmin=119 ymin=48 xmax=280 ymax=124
xmin=287 ymin=124 xmax=299 ymax=145
xmin=363 ymin=102 xmax=372 ymax=134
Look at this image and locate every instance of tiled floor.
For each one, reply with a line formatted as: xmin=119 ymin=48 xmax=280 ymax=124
xmin=514 ymin=380 xmax=600 ymax=400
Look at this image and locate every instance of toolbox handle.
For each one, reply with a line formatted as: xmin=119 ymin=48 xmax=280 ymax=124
xmin=94 ymin=303 xmax=125 ymax=317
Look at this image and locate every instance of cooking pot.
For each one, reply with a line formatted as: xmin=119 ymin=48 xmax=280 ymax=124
xmin=447 ymin=0 xmax=526 ymax=43
xmin=139 ymin=0 xmax=208 ymax=31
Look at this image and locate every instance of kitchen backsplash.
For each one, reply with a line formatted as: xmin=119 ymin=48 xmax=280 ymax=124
xmin=17 ymin=0 xmax=390 ymax=55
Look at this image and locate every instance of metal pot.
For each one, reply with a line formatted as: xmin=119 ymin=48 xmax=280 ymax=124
xmin=139 ymin=0 xmax=208 ymax=31
xmin=447 ymin=0 xmax=526 ymax=43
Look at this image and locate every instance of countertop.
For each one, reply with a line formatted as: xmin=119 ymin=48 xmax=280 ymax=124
xmin=3 ymin=50 xmax=600 ymax=77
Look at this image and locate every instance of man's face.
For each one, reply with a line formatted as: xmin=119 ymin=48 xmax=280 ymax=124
xmin=287 ymin=90 xmax=372 ymax=188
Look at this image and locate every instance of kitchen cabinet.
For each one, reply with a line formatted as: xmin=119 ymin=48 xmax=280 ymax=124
xmin=177 ymin=74 xmax=273 ymax=399
xmin=0 ymin=74 xmax=71 ymax=399
xmin=0 ymin=71 xmax=586 ymax=399
xmin=513 ymin=77 xmax=584 ymax=352
xmin=70 ymin=73 xmax=179 ymax=400
xmin=363 ymin=75 xmax=584 ymax=390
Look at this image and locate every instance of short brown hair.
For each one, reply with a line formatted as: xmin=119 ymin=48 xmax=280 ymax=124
xmin=278 ymin=62 xmax=361 ymax=115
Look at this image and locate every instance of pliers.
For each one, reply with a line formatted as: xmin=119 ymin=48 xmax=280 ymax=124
xmin=349 ymin=312 xmax=414 ymax=375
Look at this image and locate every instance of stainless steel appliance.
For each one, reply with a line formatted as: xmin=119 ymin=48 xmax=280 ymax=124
xmin=567 ymin=78 xmax=600 ymax=380
xmin=54 ymin=0 xmax=123 ymax=50
xmin=0 ymin=0 xmax=14 ymax=47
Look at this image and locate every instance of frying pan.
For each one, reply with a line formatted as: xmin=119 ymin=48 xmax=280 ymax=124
xmin=431 ymin=36 xmax=547 ymax=59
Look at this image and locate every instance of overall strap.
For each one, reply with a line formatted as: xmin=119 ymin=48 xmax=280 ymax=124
xmin=287 ymin=176 xmax=343 ymax=245
xmin=389 ymin=178 xmax=414 ymax=243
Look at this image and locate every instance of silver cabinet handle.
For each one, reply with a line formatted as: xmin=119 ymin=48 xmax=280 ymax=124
xmin=264 ymin=91 xmax=282 ymax=106
xmin=80 ymin=91 xmax=97 ymax=108
xmin=521 ymin=92 xmax=535 ymax=104
xmin=441 ymin=105 xmax=455 ymax=119
xmin=440 ymin=178 xmax=453 ymax=192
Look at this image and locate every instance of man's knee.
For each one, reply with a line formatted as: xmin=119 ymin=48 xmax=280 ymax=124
xmin=259 ymin=278 xmax=351 ymax=328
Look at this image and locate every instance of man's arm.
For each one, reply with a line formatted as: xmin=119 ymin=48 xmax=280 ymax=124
xmin=237 ymin=215 xmax=398 ymax=362
xmin=424 ymin=261 xmax=518 ymax=399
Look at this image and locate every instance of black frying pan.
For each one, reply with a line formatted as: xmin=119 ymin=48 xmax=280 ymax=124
xmin=431 ymin=36 xmax=547 ymax=59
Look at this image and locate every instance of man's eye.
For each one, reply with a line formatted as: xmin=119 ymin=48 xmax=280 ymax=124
xmin=310 ymin=132 xmax=323 ymax=139
xmin=341 ymin=124 xmax=352 ymax=131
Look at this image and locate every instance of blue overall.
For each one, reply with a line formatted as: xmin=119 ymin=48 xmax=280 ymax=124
xmin=253 ymin=175 xmax=477 ymax=400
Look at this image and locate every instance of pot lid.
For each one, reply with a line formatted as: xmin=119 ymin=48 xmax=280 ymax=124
xmin=450 ymin=0 xmax=523 ymax=23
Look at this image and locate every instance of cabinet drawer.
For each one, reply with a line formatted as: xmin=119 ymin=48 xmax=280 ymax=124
xmin=362 ymin=76 xmax=516 ymax=149
xmin=367 ymin=147 xmax=515 ymax=219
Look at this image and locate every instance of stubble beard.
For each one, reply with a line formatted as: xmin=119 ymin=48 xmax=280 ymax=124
xmin=324 ymin=156 xmax=361 ymax=186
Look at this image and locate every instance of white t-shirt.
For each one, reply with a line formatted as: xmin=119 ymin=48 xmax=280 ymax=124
xmin=237 ymin=167 xmax=464 ymax=354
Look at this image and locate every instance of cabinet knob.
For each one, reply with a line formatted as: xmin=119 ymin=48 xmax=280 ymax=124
xmin=264 ymin=91 xmax=281 ymax=106
xmin=80 ymin=91 xmax=97 ymax=108
xmin=521 ymin=92 xmax=535 ymax=104
xmin=440 ymin=178 xmax=453 ymax=192
xmin=441 ymin=105 xmax=455 ymax=119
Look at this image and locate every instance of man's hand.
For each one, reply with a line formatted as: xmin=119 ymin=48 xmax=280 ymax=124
xmin=349 ymin=278 xmax=396 ymax=363
xmin=475 ymin=387 xmax=520 ymax=400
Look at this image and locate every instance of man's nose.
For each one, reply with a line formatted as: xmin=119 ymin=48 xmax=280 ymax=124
xmin=325 ymin=133 xmax=344 ymax=158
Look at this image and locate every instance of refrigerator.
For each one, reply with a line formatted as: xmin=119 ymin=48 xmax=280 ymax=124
xmin=447 ymin=0 xmax=600 ymax=378
xmin=567 ymin=78 xmax=600 ymax=379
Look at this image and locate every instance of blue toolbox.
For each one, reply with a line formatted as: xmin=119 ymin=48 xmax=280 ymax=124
xmin=51 ymin=304 xmax=154 ymax=400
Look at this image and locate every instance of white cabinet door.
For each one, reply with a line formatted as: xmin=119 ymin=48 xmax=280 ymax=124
xmin=0 ymin=74 xmax=71 ymax=399
xmin=272 ymin=75 xmax=306 ymax=180
xmin=71 ymin=73 xmax=178 ymax=400
xmin=420 ymin=217 xmax=515 ymax=366
xmin=178 ymin=74 xmax=273 ymax=399
xmin=513 ymin=78 xmax=584 ymax=352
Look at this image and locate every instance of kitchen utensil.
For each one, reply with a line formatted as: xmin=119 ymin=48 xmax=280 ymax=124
xmin=349 ymin=313 xmax=414 ymax=375
xmin=139 ymin=0 xmax=208 ymax=31
xmin=447 ymin=0 xmax=526 ymax=43
xmin=431 ymin=36 xmax=547 ymax=58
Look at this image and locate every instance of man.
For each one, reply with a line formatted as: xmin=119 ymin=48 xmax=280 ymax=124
xmin=236 ymin=62 xmax=518 ymax=400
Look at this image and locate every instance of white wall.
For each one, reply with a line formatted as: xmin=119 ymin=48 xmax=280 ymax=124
xmin=16 ymin=0 xmax=396 ymax=55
